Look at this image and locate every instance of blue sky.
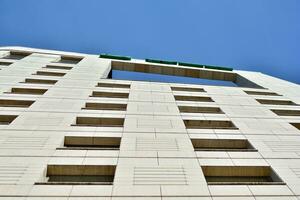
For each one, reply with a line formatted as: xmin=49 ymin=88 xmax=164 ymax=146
xmin=0 ymin=0 xmax=299 ymax=84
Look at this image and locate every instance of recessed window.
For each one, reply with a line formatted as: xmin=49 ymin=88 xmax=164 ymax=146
xmin=36 ymin=165 xmax=116 ymax=185
xmin=290 ymin=123 xmax=300 ymax=130
xmin=54 ymin=56 xmax=83 ymax=64
xmin=178 ymin=106 xmax=223 ymax=114
xmin=9 ymin=88 xmax=47 ymax=95
xmin=271 ymin=109 xmax=300 ymax=116
xmin=0 ymin=115 xmax=18 ymax=125
xmin=256 ymin=99 xmax=297 ymax=106
xmin=74 ymin=117 xmax=124 ymax=127
xmin=97 ymin=82 xmax=131 ymax=89
xmin=83 ymin=102 xmax=127 ymax=111
xmin=0 ymin=99 xmax=35 ymax=108
xmin=0 ymin=61 xmax=13 ymax=66
xmin=91 ymin=91 xmax=129 ymax=99
xmin=2 ymin=51 xmax=30 ymax=60
xmin=171 ymin=86 xmax=205 ymax=92
xmin=192 ymin=138 xmax=256 ymax=151
xmin=60 ymin=136 xmax=121 ymax=150
xmin=44 ymin=65 xmax=73 ymax=70
xmin=174 ymin=95 xmax=214 ymax=102
xmin=23 ymin=78 xmax=57 ymax=85
xmin=34 ymin=71 xmax=66 ymax=77
xmin=184 ymin=120 xmax=237 ymax=129
xmin=201 ymin=166 xmax=284 ymax=185
xmin=245 ymin=90 xmax=280 ymax=96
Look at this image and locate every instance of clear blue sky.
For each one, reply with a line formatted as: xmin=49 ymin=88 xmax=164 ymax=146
xmin=0 ymin=0 xmax=299 ymax=84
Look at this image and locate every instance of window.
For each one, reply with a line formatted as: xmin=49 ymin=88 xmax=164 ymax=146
xmin=291 ymin=123 xmax=300 ymax=130
xmin=171 ymin=86 xmax=205 ymax=92
xmin=245 ymin=90 xmax=280 ymax=96
xmin=0 ymin=115 xmax=18 ymax=125
xmin=74 ymin=117 xmax=124 ymax=127
xmin=2 ymin=51 xmax=30 ymax=60
xmin=184 ymin=120 xmax=237 ymax=129
xmin=271 ymin=109 xmax=300 ymax=116
xmin=256 ymin=99 xmax=297 ymax=106
xmin=34 ymin=71 xmax=66 ymax=77
xmin=174 ymin=95 xmax=214 ymax=102
xmin=91 ymin=91 xmax=129 ymax=99
xmin=44 ymin=65 xmax=73 ymax=70
xmin=0 ymin=99 xmax=34 ymax=108
xmin=83 ymin=102 xmax=127 ymax=111
xmin=201 ymin=166 xmax=284 ymax=185
xmin=97 ymin=82 xmax=131 ymax=89
xmin=9 ymin=88 xmax=47 ymax=95
xmin=178 ymin=106 xmax=223 ymax=114
xmin=192 ymin=138 xmax=256 ymax=151
xmin=60 ymin=136 xmax=121 ymax=150
xmin=0 ymin=61 xmax=13 ymax=66
xmin=36 ymin=165 xmax=116 ymax=185
xmin=54 ymin=56 xmax=83 ymax=64
xmin=23 ymin=78 xmax=57 ymax=85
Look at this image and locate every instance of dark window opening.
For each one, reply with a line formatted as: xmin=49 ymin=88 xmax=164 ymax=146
xmin=59 ymin=136 xmax=121 ymax=150
xmin=184 ymin=120 xmax=238 ymax=129
xmin=74 ymin=117 xmax=124 ymax=127
xmin=202 ymin=166 xmax=284 ymax=185
xmin=36 ymin=165 xmax=116 ymax=185
xmin=0 ymin=99 xmax=34 ymax=108
xmin=175 ymin=95 xmax=214 ymax=102
xmin=83 ymin=103 xmax=127 ymax=111
xmin=2 ymin=51 xmax=30 ymax=60
xmin=192 ymin=138 xmax=256 ymax=151
xmin=256 ymin=99 xmax=297 ymax=106
xmin=178 ymin=106 xmax=223 ymax=114
xmin=0 ymin=115 xmax=18 ymax=125
xmin=91 ymin=91 xmax=129 ymax=99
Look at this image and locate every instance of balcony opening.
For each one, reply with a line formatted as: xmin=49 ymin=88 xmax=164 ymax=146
xmin=9 ymin=88 xmax=47 ymax=95
xmin=171 ymin=86 xmax=205 ymax=92
xmin=91 ymin=91 xmax=129 ymax=99
xmin=0 ymin=115 xmax=18 ymax=125
xmin=192 ymin=138 xmax=256 ymax=151
xmin=256 ymin=99 xmax=297 ymax=106
xmin=178 ymin=106 xmax=223 ymax=114
xmin=0 ymin=61 xmax=13 ymax=66
xmin=201 ymin=166 xmax=284 ymax=185
xmin=44 ymin=65 xmax=73 ymax=70
xmin=184 ymin=120 xmax=237 ymax=129
xmin=244 ymin=90 xmax=280 ymax=96
xmin=34 ymin=71 xmax=66 ymax=77
xmin=54 ymin=56 xmax=83 ymax=64
xmin=83 ymin=102 xmax=127 ymax=111
xmin=271 ymin=109 xmax=300 ymax=116
xmin=291 ymin=123 xmax=300 ymax=130
xmin=59 ymin=136 xmax=121 ymax=150
xmin=23 ymin=78 xmax=57 ymax=85
xmin=74 ymin=117 xmax=124 ymax=127
xmin=97 ymin=82 xmax=130 ymax=89
xmin=36 ymin=165 xmax=116 ymax=185
xmin=0 ymin=99 xmax=35 ymax=108
xmin=2 ymin=51 xmax=30 ymax=60
xmin=175 ymin=95 xmax=214 ymax=102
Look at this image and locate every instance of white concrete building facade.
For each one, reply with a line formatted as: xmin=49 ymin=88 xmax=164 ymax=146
xmin=0 ymin=46 xmax=300 ymax=199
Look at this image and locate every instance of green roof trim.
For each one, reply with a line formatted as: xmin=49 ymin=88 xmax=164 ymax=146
xmin=204 ymin=65 xmax=233 ymax=71
xmin=178 ymin=62 xmax=204 ymax=68
xmin=99 ymin=54 xmax=131 ymax=61
xmin=145 ymin=58 xmax=177 ymax=65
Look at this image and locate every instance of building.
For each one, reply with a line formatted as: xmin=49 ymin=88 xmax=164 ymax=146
xmin=0 ymin=46 xmax=300 ymax=199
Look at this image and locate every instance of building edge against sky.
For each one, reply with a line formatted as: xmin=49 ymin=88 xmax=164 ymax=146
xmin=0 ymin=46 xmax=300 ymax=199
